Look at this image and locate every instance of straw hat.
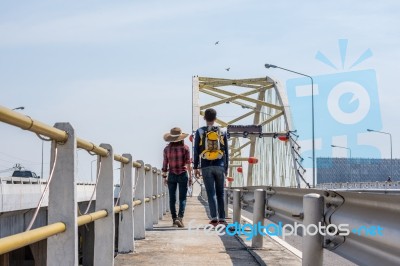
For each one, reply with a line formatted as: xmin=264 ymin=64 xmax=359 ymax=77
xmin=163 ymin=127 xmax=189 ymax=142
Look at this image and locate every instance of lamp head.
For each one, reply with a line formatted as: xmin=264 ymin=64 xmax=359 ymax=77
xmin=265 ymin=64 xmax=277 ymax=69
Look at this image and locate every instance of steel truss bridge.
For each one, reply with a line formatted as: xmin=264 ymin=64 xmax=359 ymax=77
xmin=192 ymin=76 xmax=307 ymax=188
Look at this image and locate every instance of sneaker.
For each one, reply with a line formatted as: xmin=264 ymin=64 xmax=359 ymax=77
xmin=172 ymin=218 xmax=178 ymax=227
xmin=175 ymin=217 xmax=184 ymax=228
xmin=209 ymin=220 xmax=219 ymax=227
xmin=219 ymin=220 xmax=235 ymax=232
xmin=218 ymin=220 xmax=228 ymax=226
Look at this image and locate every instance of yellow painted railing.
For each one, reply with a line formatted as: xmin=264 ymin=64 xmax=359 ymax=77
xmin=77 ymin=210 xmax=108 ymax=227
xmin=0 ymin=222 xmax=66 ymax=255
xmin=133 ymin=200 xmax=142 ymax=206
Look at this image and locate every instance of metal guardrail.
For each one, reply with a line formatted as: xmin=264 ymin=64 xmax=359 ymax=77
xmin=227 ymin=186 xmax=400 ymax=266
xmin=0 ymin=177 xmax=47 ymax=184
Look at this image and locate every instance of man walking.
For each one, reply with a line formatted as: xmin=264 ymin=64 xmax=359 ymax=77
xmin=193 ymin=108 xmax=229 ymax=226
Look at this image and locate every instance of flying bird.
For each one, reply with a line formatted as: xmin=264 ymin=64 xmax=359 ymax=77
xmin=225 ymin=67 xmax=230 ymax=71
xmin=215 ymin=41 xmax=219 ymax=45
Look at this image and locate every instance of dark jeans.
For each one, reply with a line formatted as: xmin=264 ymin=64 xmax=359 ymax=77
xmin=167 ymin=172 xmax=188 ymax=219
xmin=202 ymin=166 xmax=225 ymax=221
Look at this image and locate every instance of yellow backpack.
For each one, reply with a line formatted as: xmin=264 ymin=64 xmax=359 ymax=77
xmin=199 ymin=126 xmax=225 ymax=160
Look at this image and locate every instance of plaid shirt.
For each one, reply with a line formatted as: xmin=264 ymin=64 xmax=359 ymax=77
xmin=162 ymin=144 xmax=190 ymax=175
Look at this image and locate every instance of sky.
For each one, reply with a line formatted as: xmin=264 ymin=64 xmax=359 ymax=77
xmin=1 ymin=0 xmax=399 ymax=184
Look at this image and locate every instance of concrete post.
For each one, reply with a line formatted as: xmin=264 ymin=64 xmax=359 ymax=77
xmin=118 ymin=154 xmax=134 ymax=253
xmin=224 ymin=188 xmax=229 ymax=219
xmin=152 ymin=167 xmax=159 ymax=225
xmin=252 ymin=189 xmax=266 ymax=248
xmin=157 ymin=171 xmax=163 ymax=220
xmin=47 ymin=123 xmax=78 ymax=265
xmin=233 ymin=189 xmax=241 ymax=224
xmin=94 ymin=144 xmax=114 ymax=266
xmin=134 ymin=160 xmax=146 ymax=239
xmin=302 ymin=193 xmax=324 ymax=266
xmin=144 ymin=164 xmax=153 ymax=230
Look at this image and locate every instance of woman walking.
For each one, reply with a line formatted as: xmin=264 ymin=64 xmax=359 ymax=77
xmin=162 ymin=127 xmax=192 ymax=227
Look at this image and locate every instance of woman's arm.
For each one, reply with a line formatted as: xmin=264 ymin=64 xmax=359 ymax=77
xmin=161 ymin=147 xmax=168 ymax=177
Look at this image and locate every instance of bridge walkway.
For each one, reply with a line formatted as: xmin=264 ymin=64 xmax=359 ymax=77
xmin=115 ymin=196 xmax=301 ymax=266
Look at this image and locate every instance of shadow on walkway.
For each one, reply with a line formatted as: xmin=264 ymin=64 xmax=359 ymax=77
xmin=197 ymin=195 xmax=266 ymax=266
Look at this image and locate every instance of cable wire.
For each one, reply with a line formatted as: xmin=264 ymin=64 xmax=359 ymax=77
xmin=26 ymin=146 xmax=58 ymax=231
xmin=114 ymin=165 xmax=126 ymax=207
xmin=83 ymin=158 xmax=102 ymax=214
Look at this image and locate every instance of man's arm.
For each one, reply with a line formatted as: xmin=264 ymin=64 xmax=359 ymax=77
xmin=193 ymin=130 xmax=202 ymax=178
xmin=223 ymin=132 xmax=229 ymax=175
xmin=193 ymin=130 xmax=200 ymax=170
xmin=185 ymin=145 xmax=192 ymax=173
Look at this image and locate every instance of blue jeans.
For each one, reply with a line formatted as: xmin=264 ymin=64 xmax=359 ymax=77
xmin=167 ymin=172 xmax=188 ymax=219
xmin=202 ymin=166 xmax=225 ymax=221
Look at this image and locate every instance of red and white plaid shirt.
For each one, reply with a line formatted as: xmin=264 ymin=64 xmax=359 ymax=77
xmin=162 ymin=144 xmax=190 ymax=175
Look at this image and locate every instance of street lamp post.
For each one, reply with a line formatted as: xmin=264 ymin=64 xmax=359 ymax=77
xmin=331 ymin=145 xmax=352 ymax=182
xmin=265 ymin=64 xmax=315 ymax=187
xmin=41 ymin=141 xmax=44 ymax=179
xmin=91 ymin=159 xmax=97 ymax=182
xmin=367 ymin=129 xmax=393 ymax=180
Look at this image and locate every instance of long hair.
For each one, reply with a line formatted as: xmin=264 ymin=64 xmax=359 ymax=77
xmin=169 ymin=140 xmax=184 ymax=146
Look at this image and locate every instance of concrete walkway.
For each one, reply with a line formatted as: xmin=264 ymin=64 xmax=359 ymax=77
xmin=115 ymin=196 xmax=301 ymax=266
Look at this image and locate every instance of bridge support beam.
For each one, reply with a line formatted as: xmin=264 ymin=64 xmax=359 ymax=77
xmin=144 ymin=164 xmax=153 ymax=230
xmin=118 ymin=154 xmax=134 ymax=253
xmin=94 ymin=143 xmax=114 ymax=266
xmin=134 ymin=160 xmax=146 ymax=240
xmin=302 ymin=193 xmax=324 ymax=266
xmin=47 ymin=123 xmax=78 ymax=265
xmin=152 ymin=167 xmax=159 ymax=225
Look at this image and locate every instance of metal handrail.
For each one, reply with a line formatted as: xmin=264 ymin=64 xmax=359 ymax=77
xmin=0 ymin=222 xmax=66 ymax=255
xmin=78 ymin=210 xmax=108 ymax=226
xmin=133 ymin=200 xmax=142 ymax=206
